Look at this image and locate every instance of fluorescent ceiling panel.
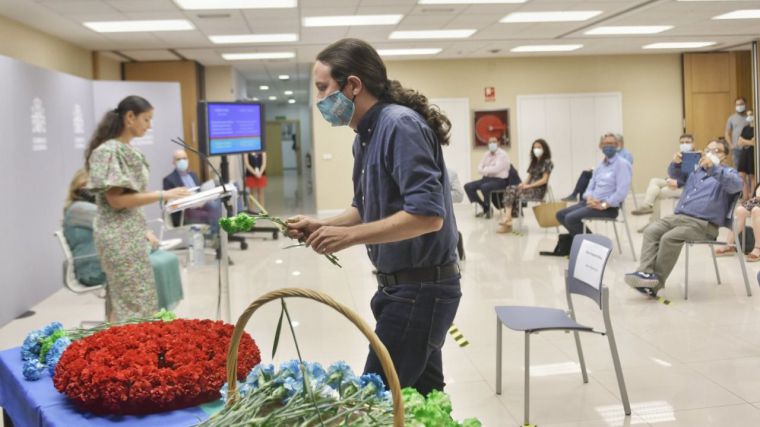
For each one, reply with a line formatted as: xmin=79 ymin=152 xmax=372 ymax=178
xmin=376 ymin=48 xmax=442 ymax=56
xmin=511 ymin=44 xmax=583 ymax=52
xmin=585 ymin=25 xmax=672 ymax=35
xmin=268 ymin=96 xmax=277 ymax=100
xmin=259 ymin=85 xmax=270 ymax=90
xmin=713 ymin=10 xmax=760 ymax=20
xmin=222 ymin=52 xmax=295 ymax=60
xmin=84 ymin=20 xmax=194 ymax=32
xmin=209 ymin=34 xmax=298 ymax=44
xmin=284 ymin=90 xmax=294 ymax=95
xmin=643 ymin=41 xmax=715 ymax=49
xmin=500 ymin=11 xmax=602 ymax=23
xmin=389 ymin=29 xmax=476 ymax=39
xmin=175 ymin=0 xmax=296 ymax=10
xmin=303 ymin=15 xmax=403 ymax=27
xmin=288 ymin=99 xmax=296 ymax=104
xmin=278 ymin=74 xmax=290 ymax=80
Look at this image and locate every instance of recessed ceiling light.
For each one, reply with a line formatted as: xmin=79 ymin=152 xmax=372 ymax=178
xmin=585 ymin=25 xmax=673 ymax=35
xmin=288 ymin=99 xmax=296 ymax=104
xmin=643 ymin=41 xmax=715 ymax=49
xmin=303 ymin=15 xmax=403 ymax=27
xmin=419 ymin=0 xmax=525 ymax=3
xmin=259 ymin=85 xmax=269 ymax=90
xmin=175 ymin=0 xmax=296 ymax=10
xmin=284 ymin=90 xmax=293 ymax=95
xmin=511 ymin=44 xmax=583 ymax=52
xmin=500 ymin=11 xmax=602 ymax=23
xmin=209 ymin=33 xmax=298 ymax=44
xmin=278 ymin=74 xmax=290 ymax=80
xmin=389 ymin=29 xmax=476 ymax=39
xmin=713 ymin=9 xmax=760 ymax=20
xmin=252 ymin=97 xmax=260 ymax=101
xmin=377 ymin=48 xmax=442 ymax=56
xmin=269 ymin=96 xmax=278 ymax=101
xmin=83 ymin=20 xmax=194 ymax=33
xmin=222 ymin=52 xmax=295 ymax=60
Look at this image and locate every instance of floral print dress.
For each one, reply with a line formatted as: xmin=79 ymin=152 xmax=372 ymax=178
xmin=88 ymin=139 xmax=158 ymax=321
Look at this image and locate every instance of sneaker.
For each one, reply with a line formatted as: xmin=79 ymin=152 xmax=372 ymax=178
xmin=624 ymin=272 xmax=660 ymax=289
xmin=561 ymin=194 xmax=577 ymax=202
xmin=631 ymin=206 xmax=654 ymax=216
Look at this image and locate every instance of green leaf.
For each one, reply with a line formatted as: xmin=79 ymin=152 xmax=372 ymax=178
xmin=272 ymin=299 xmax=285 ymax=359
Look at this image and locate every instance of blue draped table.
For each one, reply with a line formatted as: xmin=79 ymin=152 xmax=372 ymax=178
xmin=0 ymin=347 xmax=218 ymax=427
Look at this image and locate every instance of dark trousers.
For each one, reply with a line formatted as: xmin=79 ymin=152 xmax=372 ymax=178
xmin=364 ymin=277 xmax=461 ymax=396
xmin=569 ymin=170 xmax=593 ymax=197
xmin=556 ymin=201 xmax=619 ymax=236
xmin=464 ymin=177 xmax=509 ymax=212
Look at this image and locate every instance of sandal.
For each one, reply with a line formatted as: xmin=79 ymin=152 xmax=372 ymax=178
xmin=747 ymin=248 xmax=760 ymax=262
xmin=714 ymin=245 xmax=737 ymax=257
xmin=496 ymin=223 xmax=512 ymax=234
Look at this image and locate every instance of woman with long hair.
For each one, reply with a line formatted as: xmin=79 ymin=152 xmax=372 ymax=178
xmin=497 ymin=138 xmax=554 ymax=233
xmin=86 ymin=96 xmax=189 ymax=321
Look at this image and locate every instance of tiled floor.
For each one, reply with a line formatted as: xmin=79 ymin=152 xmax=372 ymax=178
xmin=4 ymin=188 xmax=760 ymax=426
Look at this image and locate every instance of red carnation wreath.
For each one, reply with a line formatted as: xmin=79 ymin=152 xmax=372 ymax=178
xmin=53 ymin=319 xmax=260 ymax=415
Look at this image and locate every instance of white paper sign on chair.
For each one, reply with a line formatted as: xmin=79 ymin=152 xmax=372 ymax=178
xmin=574 ymin=240 xmax=611 ymax=290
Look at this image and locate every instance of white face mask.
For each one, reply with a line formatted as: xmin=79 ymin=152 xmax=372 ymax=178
xmin=737 ymin=104 xmax=746 ymax=113
xmin=706 ymin=152 xmax=721 ymax=167
xmin=488 ymin=142 xmax=498 ymax=153
xmin=533 ymin=148 xmax=544 ymax=158
xmin=679 ymin=143 xmax=693 ymax=153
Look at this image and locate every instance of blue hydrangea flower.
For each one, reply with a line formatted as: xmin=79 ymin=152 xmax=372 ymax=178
xmin=303 ymin=361 xmax=326 ymax=384
xmin=245 ymin=363 xmax=275 ymax=390
xmin=22 ymin=359 xmax=45 ymax=381
xmin=359 ymin=373 xmax=386 ymax=399
xmin=21 ymin=330 xmax=43 ymax=361
xmin=276 ymin=360 xmax=304 ymax=384
xmin=282 ymin=376 xmax=304 ymax=403
xmin=46 ymin=337 xmax=72 ymax=376
xmin=326 ymin=361 xmax=356 ymax=390
xmin=219 ymin=382 xmax=230 ymax=401
xmin=41 ymin=322 xmax=64 ymax=337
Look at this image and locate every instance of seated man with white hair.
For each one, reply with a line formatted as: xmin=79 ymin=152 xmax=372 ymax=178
xmin=162 ymin=149 xmax=222 ymax=235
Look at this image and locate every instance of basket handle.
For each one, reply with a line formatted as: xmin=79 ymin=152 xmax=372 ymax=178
xmin=225 ymin=287 xmax=404 ymax=426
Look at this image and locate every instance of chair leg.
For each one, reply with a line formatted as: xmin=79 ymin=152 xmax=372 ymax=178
xmin=524 ymin=332 xmax=531 ymax=427
xmin=710 ymin=245 xmax=721 ymax=284
xmin=685 ymin=244 xmax=690 ymax=300
xmin=496 ymin=318 xmax=503 ymax=395
xmin=518 ymin=198 xmax=524 ymax=232
xmin=622 ymin=213 xmax=637 ymax=261
xmin=573 ymin=331 xmax=588 ymax=383
xmin=736 ymin=246 xmax=753 ymax=297
xmin=612 ymin=223 xmax=623 ymax=254
xmin=606 ymin=326 xmax=632 ymax=416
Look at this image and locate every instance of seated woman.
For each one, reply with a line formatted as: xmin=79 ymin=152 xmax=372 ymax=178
xmin=63 ymin=169 xmax=184 ymax=311
xmin=497 ymin=139 xmax=554 ymax=233
xmin=715 ymin=182 xmax=760 ymax=262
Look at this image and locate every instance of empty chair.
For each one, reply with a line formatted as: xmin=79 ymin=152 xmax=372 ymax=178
xmin=495 ymin=234 xmax=630 ymax=426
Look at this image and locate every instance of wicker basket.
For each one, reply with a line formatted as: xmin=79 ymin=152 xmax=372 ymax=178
xmin=224 ymin=288 xmax=404 ymax=426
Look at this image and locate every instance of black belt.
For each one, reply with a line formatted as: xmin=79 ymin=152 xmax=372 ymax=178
xmin=375 ymin=263 xmax=460 ymax=288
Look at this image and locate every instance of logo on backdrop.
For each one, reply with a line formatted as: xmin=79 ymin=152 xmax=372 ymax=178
xmin=73 ymin=104 xmax=86 ymax=149
xmin=30 ymin=97 xmax=47 ymax=151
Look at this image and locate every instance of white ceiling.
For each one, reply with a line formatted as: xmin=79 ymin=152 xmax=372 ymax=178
xmin=2 ymin=0 xmax=760 ymax=102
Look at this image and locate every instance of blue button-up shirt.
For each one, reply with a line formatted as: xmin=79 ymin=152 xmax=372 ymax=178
xmin=582 ymin=155 xmax=632 ymax=207
xmin=669 ymin=162 xmax=743 ymax=227
xmin=179 ymin=171 xmax=196 ymax=188
xmin=351 ymin=103 xmax=458 ymax=273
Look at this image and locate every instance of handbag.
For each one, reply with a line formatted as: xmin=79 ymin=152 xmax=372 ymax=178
xmin=532 ymin=201 xmax=567 ymax=228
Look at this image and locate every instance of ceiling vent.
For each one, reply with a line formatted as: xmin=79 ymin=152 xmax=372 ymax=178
xmin=197 ymin=13 xmax=231 ymax=19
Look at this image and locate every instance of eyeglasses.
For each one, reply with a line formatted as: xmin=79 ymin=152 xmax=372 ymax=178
xmin=704 ymin=148 xmax=724 ymax=155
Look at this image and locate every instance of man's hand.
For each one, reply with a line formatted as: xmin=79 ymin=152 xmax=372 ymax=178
xmin=699 ymin=154 xmax=715 ymax=170
xmin=286 ymin=215 xmax=325 ymax=241
xmin=666 ymin=178 xmax=678 ymax=189
xmin=673 ymin=152 xmax=683 ymax=164
xmin=304 ymin=226 xmax=356 ymax=254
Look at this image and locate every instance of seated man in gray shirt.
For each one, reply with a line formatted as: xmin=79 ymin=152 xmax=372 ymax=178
xmin=625 ymin=138 xmax=742 ymax=296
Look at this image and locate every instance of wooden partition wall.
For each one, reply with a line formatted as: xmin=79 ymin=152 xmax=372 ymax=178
xmin=123 ymin=61 xmax=205 ymax=177
xmin=683 ymin=52 xmax=753 ymax=151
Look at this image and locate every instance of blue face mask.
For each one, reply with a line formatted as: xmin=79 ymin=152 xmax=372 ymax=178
xmin=176 ymin=159 xmax=189 ymax=172
xmin=602 ymin=146 xmax=617 ymax=158
xmin=317 ymin=90 xmax=355 ymax=127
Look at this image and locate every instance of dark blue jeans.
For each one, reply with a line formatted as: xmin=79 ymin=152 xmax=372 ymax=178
xmin=556 ymin=200 xmax=619 ymax=236
xmin=464 ymin=177 xmax=509 ymax=211
xmin=363 ymin=277 xmax=462 ymax=396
